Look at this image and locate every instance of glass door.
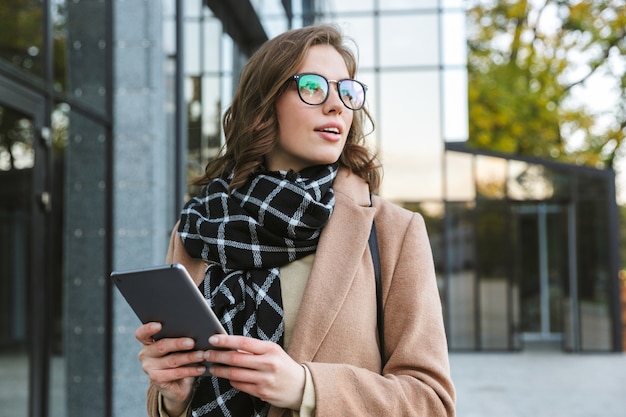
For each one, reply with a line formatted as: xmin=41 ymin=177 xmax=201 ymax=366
xmin=514 ymin=203 xmax=569 ymax=347
xmin=0 ymin=80 xmax=50 ymax=416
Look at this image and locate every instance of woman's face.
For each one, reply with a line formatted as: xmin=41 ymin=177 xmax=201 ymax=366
xmin=267 ymin=45 xmax=354 ymax=172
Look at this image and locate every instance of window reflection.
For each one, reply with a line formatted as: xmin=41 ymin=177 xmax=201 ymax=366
xmin=508 ymin=162 xmax=554 ymax=200
xmin=476 ymin=155 xmax=506 ymax=199
xmin=446 ymin=151 xmax=474 ymax=201
xmin=379 ymin=71 xmax=442 ymax=201
xmin=0 ymin=106 xmax=35 ymax=171
xmin=0 ymin=1 xmax=44 ymax=76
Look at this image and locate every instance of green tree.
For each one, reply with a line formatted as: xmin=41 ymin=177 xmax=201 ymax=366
xmin=468 ymin=0 xmax=626 ymax=168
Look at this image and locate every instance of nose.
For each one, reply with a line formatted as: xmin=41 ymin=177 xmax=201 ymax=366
xmin=324 ymin=81 xmax=344 ymax=113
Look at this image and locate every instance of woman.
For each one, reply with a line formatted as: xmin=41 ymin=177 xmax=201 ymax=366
xmin=135 ymin=24 xmax=456 ymax=417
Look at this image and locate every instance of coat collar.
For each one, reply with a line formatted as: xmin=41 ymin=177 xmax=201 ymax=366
xmin=286 ymin=168 xmax=375 ymax=362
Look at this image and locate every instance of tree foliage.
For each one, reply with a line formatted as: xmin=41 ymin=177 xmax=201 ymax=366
xmin=468 ymin=0 xmax=626 ymax=169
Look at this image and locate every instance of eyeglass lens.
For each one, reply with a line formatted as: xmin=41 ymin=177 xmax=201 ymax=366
xmin=296 ymin=73 xmax=366 ymax=110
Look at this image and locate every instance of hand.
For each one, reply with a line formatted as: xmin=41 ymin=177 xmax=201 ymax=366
xmin=204 ymin=334 xmax=306 ymax=410
xmin=135 ymin=322 xmax=207 ymax=415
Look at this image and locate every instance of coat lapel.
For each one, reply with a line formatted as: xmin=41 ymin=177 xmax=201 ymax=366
xmin=286 ymin=169 xmax=374 ymax=362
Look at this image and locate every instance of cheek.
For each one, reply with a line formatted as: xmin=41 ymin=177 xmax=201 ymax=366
xmin=277 ymin=114 xmax=300 ymax=141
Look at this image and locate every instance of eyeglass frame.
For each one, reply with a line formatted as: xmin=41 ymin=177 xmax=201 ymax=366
xmin=289 ymin=73 xmax=368 ymax=110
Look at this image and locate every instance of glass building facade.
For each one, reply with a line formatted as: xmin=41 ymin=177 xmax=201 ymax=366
xmin=0 ymin=0 xmax=621 ymax=416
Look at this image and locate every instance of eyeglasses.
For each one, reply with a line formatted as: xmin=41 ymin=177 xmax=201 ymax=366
xmin=290 ymin=73 xmax=367 ymax=110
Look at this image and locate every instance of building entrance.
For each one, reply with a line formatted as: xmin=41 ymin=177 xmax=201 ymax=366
xmin=513 ymin=203 xmax=573 ymax=348
xmin=0 ymin=79 xmax=60 ymax=416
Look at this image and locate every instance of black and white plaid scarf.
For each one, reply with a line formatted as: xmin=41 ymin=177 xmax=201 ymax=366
xmin=178 ymin=163 xmax=338 ymax=417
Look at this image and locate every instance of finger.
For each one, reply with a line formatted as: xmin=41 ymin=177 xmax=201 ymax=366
xmin=161 ymin=350 xmax=206 ymax=371
xmin=145 ymin=337 xmax=196 ymax=357
xmin=150 ymin=361 xmax=207 ymax=384
xmin=209 ymin=364 xmax=259 ymax=384
xmin=143 ymin=350 xmax=207 ymax=379
xmin=135 ymin=322 xmax=162 ymax=343
xmin=140 ymin=337 xmax=198 ymax=361
xmin=208 ymin=334 xmax=269 ymax=355
xmin=205 ymin=348 xmax=260 ymax=370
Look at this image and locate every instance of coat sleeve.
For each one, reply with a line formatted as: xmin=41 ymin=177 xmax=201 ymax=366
xmin=304 ymin=212 xmax=456 ymax=416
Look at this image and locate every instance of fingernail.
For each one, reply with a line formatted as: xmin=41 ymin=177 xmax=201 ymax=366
xmin=182 ymin=339 xmax=194 ymax=348
xmin=209 ymin=335 xmax=219 ymax=345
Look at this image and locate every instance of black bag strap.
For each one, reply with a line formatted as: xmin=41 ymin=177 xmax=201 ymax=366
xmin=369 ymin=196 xmax=385 ymax=364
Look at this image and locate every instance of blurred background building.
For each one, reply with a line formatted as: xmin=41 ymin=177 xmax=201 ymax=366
xmin=0 ymin=0 xmax=622 ymax=416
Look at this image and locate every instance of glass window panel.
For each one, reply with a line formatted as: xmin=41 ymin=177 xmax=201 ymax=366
xmin=480 ymin=276 xmax=510 ymax=349
xmin=0 ymin=108 xmax=34 ymax=171
xmin=476 ymin=200 xmax=511 ymax=349
xmin=203 ymin=19 xmax=221 ymax=73
xmin=262 ymin=16 xmax=289 ymax=39
xmin=577 ymin=195 xmax=613 ymax=351
xmin=379 ymin=71 xmax=442 ymax=201
xmin=546 ymin=210 xmax=567 ymax=335
xmin=508 ymin=162 xmax=555 ymax=200
xmin=321 ymin=16 xmax=375 ymax=70
xmin=476 ymin=155 xmax=506 ymax=199
xmin=65 ymin=2 xmax=109 ymax=114
xmin=443 ymin=69 xmax=468 ymax=141
xmin=221 ymin=35 xmax=233 ymax=73
xmin=183 ymin=0 xmax=202 ymax=17
xmin=186 ymin=75 xmax=202 ymax=184
xmin=379 ymin=0 xmax=438 ymax=10
xmin=578 ymin=171 xmax=609 ymax=201
xmin=184 ymin=74 xmax=222 ymax=196
xmin=0 ymin=104 xmax=35 ymax=416
xmin=379 ymin=15 xmax=439 ymax=68
xmin=184 ymin=21 xmax=201 ymax=74
xmin=442 ymin=0 xmax=466 ymax=7
xmin=446 ymin=152 xmax=474 ymax=201
xmin=446 ymin=202 xmax=477 ymax=349
xmin=326 ymin=0 xmax=375 ymax=13
xmin=201 ymin=76 xmax=221 ymax=146
xmin=53 ymin=1 xmax=68 ymax=93
xmin=250 ymin=0 xmax=287 ymax=37
xmin=580 ymin=301 xmax=612 ymax=351
xmin=162 ymin=0 xmax=175 ymax=17
xmin=251 ymin=0 xmax=284 ymax=16
xmin=442 ymin=10 xmax=467 ymax=66
xmin=0 ymin=1 xmax=44 ymax=77
xmin=545 ymin=167 xmax=571 ymax=201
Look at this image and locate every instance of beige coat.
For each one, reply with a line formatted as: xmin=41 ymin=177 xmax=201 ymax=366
xmin=147 ymin=168 xmax=456 ymax=416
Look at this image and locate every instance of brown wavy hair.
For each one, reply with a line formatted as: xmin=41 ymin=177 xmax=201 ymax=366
xmin=193 ymin=24 xmax=381 ymax=192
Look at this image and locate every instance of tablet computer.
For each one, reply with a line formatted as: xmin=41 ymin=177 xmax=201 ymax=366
xmin=110 ymin=263 xmax=227 ymax=370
